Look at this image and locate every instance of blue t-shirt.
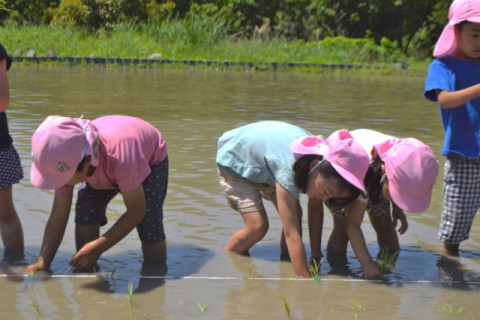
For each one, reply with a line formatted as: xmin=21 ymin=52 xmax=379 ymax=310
xmin=216 ymin=121 xmax=312 ymax=199
xmin=424 ymin=55 xmax=480 ymax=157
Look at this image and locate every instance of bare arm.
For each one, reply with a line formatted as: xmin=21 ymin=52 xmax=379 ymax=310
xmin=26 ymin=195 xmax=72 ymax=273
xmin=276 ymin=182 xmax=310 ymax=278
xmin=70 ymin=184 xmax=146 ymax=269
xmin=345 ymin=199 xmax=381 ymax=280
xmin=391 ymin=202 xmax=408 ymax=235
xmin=0 ymin=59 xmax=10 ymax=112
xmin=436 ymin=84 xmax=480 ymax=109
xmin=307 ymin=197 xmax=324 ymax=259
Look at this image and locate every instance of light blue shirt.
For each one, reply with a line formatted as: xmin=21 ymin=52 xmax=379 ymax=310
xmin=216 ymin=121 xmax=313 ymax=199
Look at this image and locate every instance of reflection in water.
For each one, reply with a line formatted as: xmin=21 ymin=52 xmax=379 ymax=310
xmin=1 ymin=66 xmax=480 ymax=318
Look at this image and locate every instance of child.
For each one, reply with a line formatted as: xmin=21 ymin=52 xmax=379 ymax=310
xmin=305 ymin=129 xmax=438 ymax=279
xmin=424 ymin=0 xmax=480 ymax=255
xmin=26 ymin=115 xmax=168 ymax=273
xmin=217 ymin=121 xmax=369 ymax=277
xmin=0 ymin=43 xmax=25 ymax=256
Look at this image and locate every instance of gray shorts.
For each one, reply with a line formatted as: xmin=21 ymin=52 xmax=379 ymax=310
xmin=0 ymin=145 xmax=23 ymax=188
xmin=217 ymin=166 xmax=277 ymax=214
xmin=326 ymin=198 xmax=390 ymax=218
xmin=439 ymin=156 xmax=480 ymax=244
xmin=75 ymin=158 xmax=169 ymax=244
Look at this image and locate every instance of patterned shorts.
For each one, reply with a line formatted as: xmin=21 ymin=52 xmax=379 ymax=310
xmin=439 ymin=156 xmax=480 ymax=244
xmin=75 ymin=158 xmax=169 ymax=244
xmin=326 ymin=198 xmax=390 ymax=218
xmin=217 ymin=166 xmax=277 ymax=214
xmin=0 ymin=145 xmax=23 ymax=188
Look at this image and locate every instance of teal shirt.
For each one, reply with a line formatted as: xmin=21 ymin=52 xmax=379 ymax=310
xmin=216 ymin=121 xmax=313 ymax=199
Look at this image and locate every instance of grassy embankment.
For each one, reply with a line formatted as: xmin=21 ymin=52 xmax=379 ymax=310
xmin=0 ymin=18 xmax=432 ymax=74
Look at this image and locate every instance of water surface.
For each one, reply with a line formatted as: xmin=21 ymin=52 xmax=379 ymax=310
xmin=2 ymin=66 xmax=479 ymax=319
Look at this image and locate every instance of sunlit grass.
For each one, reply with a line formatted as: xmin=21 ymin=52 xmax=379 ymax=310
xmin=0 ymin=18 xmax=431 ymax=74
xmin=126 ymin=282 xmax=134 ymax=309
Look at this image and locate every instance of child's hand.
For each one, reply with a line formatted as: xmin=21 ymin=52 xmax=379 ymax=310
xmin=363 ymin=261 xmax=382 ymax=280
xmin=392 ymin=203 xmax=408 ymax=235
xmin=25 ymin=261 xmax=48 ymax=274
xmin=70 ymin=240 xmax=102 ymax=270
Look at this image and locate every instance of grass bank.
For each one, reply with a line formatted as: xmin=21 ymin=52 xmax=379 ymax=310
xmin=0 ymin=19 xmax=432 ymax=74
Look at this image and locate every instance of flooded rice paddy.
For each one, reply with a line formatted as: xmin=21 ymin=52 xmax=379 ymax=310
xmin=1 ymin=66 xmax=480 ymax=319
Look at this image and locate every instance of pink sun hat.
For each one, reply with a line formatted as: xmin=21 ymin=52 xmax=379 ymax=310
xmin=291 ymin=129 xmax=369 ymax=193
xmin=30 ymin=115 xmax=100 ymax=190
xmin=374 ymin=138 xmax=439 ymax=213
xmin=433 ymin=0 xmax=480 ymax=57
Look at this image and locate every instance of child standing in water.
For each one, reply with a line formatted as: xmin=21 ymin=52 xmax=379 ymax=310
xmin=26 ymin=115 xmax=168 ymax=273
xmin=300 ymin=129 xmax=438 ymax=279
xmin=0 ymin=43 xmax=25 ymax=257
xmin=217 ymin=121 xmax=369 ymax=277
xmin=424 ymin=0 xmax=480 ymax=255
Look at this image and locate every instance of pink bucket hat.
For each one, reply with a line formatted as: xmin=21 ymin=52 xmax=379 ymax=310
xmin=30 ymin=116 xmax=100 ymax=190
xmin=433 ymin=0 xmax=480 ymax=57
xmin=374 ymin=138 xmax=439 ymax=212
xmin=291 ymin=130 xmax=369 ymax=193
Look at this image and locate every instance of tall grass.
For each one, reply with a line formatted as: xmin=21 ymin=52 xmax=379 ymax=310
xmin=0 ymin=17 xmax=431 ymax=73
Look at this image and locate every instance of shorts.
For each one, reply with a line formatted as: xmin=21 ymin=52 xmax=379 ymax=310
xmin=326 ymin=198 xmax=390 ymax=218
xmin=217 ymin=166 xmax=277 ymax=214
xmin=0 ymin=145 xmax=23 ymax=188
xmin=75 ymin=158 xmax=169 ymax=244
xmin=439 ymin=156 xmax=480 ymax=244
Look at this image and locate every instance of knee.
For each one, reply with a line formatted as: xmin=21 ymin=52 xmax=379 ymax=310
xmin=248 ymin=219 xmax=269 ymax=241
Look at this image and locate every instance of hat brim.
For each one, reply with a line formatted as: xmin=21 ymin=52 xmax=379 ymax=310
xmin=332 ymin=163 xmax=366 ymax=194
xmin=389 ymin=182 xmax=432 ymax=213
xmin=30 ymin=161 xmax=76 ymax=190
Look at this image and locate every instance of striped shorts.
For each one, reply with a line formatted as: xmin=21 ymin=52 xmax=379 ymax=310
xmin=439 ymin=156 xmax=480 ymax=244
xmin=0 ymin=145 xmax=23 ymax=188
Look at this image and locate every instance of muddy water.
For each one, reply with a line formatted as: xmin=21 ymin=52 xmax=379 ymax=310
xmin=1 ymin=66 xmax=479 ymax=319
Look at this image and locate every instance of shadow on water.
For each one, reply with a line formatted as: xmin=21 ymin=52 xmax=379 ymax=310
xmin=234 ymin=242 xmax=480 ymax=290
xmin=0 ymin=244 xmax=214 ymax=294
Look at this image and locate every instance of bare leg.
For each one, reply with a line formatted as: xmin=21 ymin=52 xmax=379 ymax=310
xmin=443 ymin=242 xmax=459 ymax=256
xmin=368 ymin=213 xmax=400 ymax=253
xmin=0 ymin=186 xmax=24 ymax=251
xmin=142 ymin=240 xmax=166 ymax=261
xmin=327 ymin=216 xmax=349 ymax=254
xmin=226 ymin=210 xmax=269 ymax=255
xmin=75 ymin=224 xmax=100 ymax=251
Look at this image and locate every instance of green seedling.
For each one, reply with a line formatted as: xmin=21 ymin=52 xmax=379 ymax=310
xmin=239 ymin=285 xmax=257 ymax=294
xmin=197 ymin=303 xmax=206 ymax=312
xmin=443 ymin=303 xmax=464 ymax=315
xmin=274 ymin=291 xmax=291 ymax=319
xmin=339 ymin=299 xmax=366 ymax=312
xmin=28 ymin=284 xmax=42 ymax=316
xmin=309 ymin=257 xmax=324 ymax=280
xmin=377 ymin=248 xmax=399 ymax=274
xmin=126 ymin=282 xmax=134 ymax=309
xmin=110 ymin=267 xmax=116 ymax=279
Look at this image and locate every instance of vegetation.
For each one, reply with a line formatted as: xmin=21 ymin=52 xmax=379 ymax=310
xmin=0 ymin=0 xmax=448 ymax=73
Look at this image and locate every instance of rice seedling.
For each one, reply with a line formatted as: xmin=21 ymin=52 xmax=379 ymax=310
xmin=443 ymin=303 xmax=464 ymax=315
xmin=274 ymin=291 xmax=291 ymax=319
xmin=28 ymin=284 xmax=42 ymax=316
xmin=110 ymin=267 xmax=116 ymax=279
xmin=377 ymin=248 xmax=399 ymax=274
xmin=309 ymin=257 xmax=324 ymax=280
xmin=197 ymin=302 xmax=206 ymax=312
xmin=239 ymin=285 xmax=257 ymax=294
xmin=126 ymin=282 xmax=134 ymax=309
xmin=339 ymin=299 xmax=366 ymax=312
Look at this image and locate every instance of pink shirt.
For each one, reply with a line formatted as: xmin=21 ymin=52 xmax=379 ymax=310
xmin=55 ymin=115 xmax=167 ymax=197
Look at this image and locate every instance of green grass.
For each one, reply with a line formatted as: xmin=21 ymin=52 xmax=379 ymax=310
xmin=274 ymin=291 xmax=292 ymax=319
xmin=126 ymin=282 xmax=134 ymax=310
xmin=0 ymin=18 xmax=432 ymax=74
xmin=28 ymin=284 xmax=42 ymax=316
